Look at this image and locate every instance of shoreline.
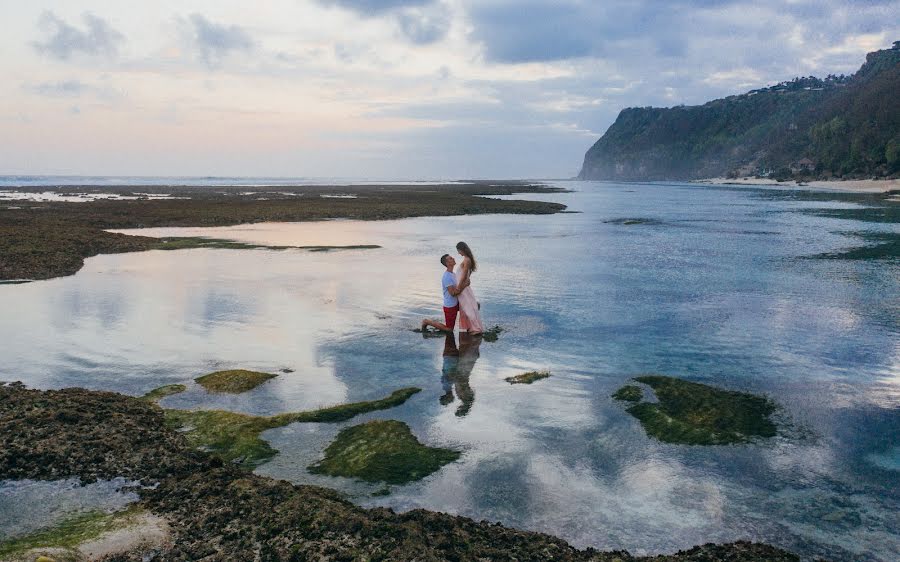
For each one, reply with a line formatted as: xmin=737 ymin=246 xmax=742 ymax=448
xmin=695 ymin=177 xmax=900 ymax=193
xmin=0 ymin=181 xmax=568 ymax=282
xmin=0 ymin=382 xmax=799 ymax=561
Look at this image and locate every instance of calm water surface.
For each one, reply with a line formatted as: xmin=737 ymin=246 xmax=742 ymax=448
xmin=1 ymin=181 xmax=898 ymax=560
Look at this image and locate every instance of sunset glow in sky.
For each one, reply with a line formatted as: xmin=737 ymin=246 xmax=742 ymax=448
xmin=2 ymin=1 xmax=898 ymax=178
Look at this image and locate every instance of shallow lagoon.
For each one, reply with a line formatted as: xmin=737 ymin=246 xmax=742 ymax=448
xmin=1 ymin=181 xmax=898 ymax=560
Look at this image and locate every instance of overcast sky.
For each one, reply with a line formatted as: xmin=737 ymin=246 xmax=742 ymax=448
xmin=1 ymin=0 xmax=897 ymax=179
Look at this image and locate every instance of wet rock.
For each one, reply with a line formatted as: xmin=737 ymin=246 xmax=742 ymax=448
xmin=505 ymin=371 xmax=551 ymax=385
xmin=194 ymin=370 xmax=277 ymax=394
xmin=140 ymin=384 xmax=186 ymax=403
xmin=482 ymin=325 xmax=505 ymax=342
xmin=308 ymin=420 xmax=460 ymax=485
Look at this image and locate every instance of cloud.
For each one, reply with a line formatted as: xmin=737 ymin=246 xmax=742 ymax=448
xmin=184 ymin=13 xmax=254 ymax=67
xmin=396 ymin=8 xmax=450 ymax=44
xmin=28 ymin=80 xmax=88 ymax=97
xmin=318 ymin=0 xmax=434 ymax=16
xmin=32 ymin=11 xmax=124 ymax=60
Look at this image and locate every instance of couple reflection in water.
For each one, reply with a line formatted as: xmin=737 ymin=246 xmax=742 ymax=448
xmin=439 ymin=331 xmax=481 ymax=417
xmin=420 ymin=241 xmax=484 ymax=416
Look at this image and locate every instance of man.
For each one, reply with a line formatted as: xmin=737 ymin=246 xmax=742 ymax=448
xmin=421 ymin=253 xmax=469 ymax=333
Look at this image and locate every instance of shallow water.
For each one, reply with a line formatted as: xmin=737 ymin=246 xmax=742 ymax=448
xmin=2 ymin=181 xmax=898 ymax=560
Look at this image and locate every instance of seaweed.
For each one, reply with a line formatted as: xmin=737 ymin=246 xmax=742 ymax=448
xmin=611 ymin=385 xmax=642 ymax=402
xmin=0 ymin=506 xmax=146 ymax=558
xmin=505 ymin=371 xmax=551 ymax=385
xmin=308 ymin=420 xmax=460 ymax=484
xmin=614 ymin=375 xmax=778 ymax=445
xmin=164 ymin=387 xmax=421 ymax=467
xmin=194 ymin=370 xmax=277 ymax=394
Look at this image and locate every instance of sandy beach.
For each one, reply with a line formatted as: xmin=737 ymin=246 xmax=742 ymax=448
xmin=696 ymin=177 xmax=900 ymax=193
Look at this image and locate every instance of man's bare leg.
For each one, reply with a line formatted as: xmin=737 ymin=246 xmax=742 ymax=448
xmin=422 ymin=318 xmax=452 ymax=332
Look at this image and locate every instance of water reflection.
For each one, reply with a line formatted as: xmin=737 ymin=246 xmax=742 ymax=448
xmin=439 ymin=333 xmax=481 ymax=417
xmin=1 ymin=181 xmax=898 ymax=560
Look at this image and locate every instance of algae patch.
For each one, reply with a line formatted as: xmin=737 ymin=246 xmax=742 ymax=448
xmin=481 ymin=325 xmax=504 ymax=342
xmin=308 ymin=420 xmax=460 ymax=485
xmin=505 ymin=371 xmax=551 ymax=385
xmin=0 ymin=505 xmax=148 ymax=559
xmin=611 ymin=385 xmax=643 ymax=402
xmin=194 ymin=369 xmax=277 ymax=394
xmin=165 ymin=387 xmax=421 ymax=468
xmin=614 ymin=375 xmax=777 ymax=445
xmin=140 ymin=384 xmax=186 ymax=403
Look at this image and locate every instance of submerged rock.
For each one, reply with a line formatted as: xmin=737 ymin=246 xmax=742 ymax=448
xmin=603 ymin=218 xmax=663 ymax=226
xmin=505 ymin=371 xmax=551 ymax=385
xmin=614 ymin=375 xmax=778 ymax=445
xmin=140 ymin=384 xmax=186 ymax=403
xmin=194 ymin=369 xmax=277 ymax=394
xmin=165 ymin=388 xmax=422 ymax=468
xmin=308 ymin=420 xmax=460 ymax=484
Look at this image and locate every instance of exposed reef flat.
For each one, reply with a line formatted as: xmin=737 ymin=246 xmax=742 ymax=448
xmin=154 ymin=236 xmax=381 ymax=252
xmin=505 ymin=371 xmax=551 ymax=385
xmin=0 ymin=181 xmax=567 ymax=281
xmin=0 ymin=383 xmax=798 ymax=560
xmin=0 ymin=506 xmax=168 ymax=562
xmin=163 ymin=387 xmax=421 ymax=468
xmin=613 ymin=375 xmax=778 ymax=445
xmin=308 ymin=420 xmax=461 ymax=484
xmin=194 ymin=369 xmax=277 ymax=394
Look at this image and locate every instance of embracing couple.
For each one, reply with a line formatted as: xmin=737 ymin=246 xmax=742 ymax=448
xmin=422 ymin=241 xmax=484 ymax=336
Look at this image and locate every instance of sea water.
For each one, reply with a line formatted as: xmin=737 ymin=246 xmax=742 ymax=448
xmin=1 ymin=181 xmax=897 ymax=560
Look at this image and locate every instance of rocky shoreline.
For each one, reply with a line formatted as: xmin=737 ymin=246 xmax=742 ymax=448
xmin=0 ymin=382 xmax=800 ymax=561
xmin=0 ymin=181 xmax=567 ymax=282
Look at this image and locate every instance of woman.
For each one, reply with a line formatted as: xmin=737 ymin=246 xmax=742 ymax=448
xmin=454 ymin=241 xmax=484 ymax=335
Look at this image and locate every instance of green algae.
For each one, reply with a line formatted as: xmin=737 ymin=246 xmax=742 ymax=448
xmin=194 ymin=369 xmax=277 ymax=394
xmin=615 ymin=375 xmax=778 ymax=445
xmin=0 ymin=505 xmax=146 ymax=558
xmin=505 ymin=371 xmax=551 ymax=385
xmin=611 ymin=384 xmax=643 ymax=402
xmin=308 ymin=420 xmax=460 ymax=485
xmin=165 ymin=387 xmax=421 ymax=468
xmin=140 ymin=384 xmax=187 ymax=403
xmin=481 ymin=325 xmax=504 ymax=342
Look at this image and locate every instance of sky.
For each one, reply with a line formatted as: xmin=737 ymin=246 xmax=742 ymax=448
xmin=1 ymin=1 xmax=898 ymax=179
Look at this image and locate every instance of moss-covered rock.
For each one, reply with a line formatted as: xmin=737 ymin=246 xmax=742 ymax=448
xmin=482 ymin=325 xmax=504 ymax=342
xmin=165 ymin=387 xmax=421 ymax=467
xmin=308 ymin=420 xmax=460 ymax=484
xmin=0 ymin=506 xmax=146 ymax=558
xmin=615 ymin=375 xmax=777 ymax=445
xmin=611 ymin=385 xmax=643 ymax=402
xmin=140 ymin=384 xmax=186 ymax=403
xmin=194 ymin=370 xmax=277 ymax=394
xmin=505 ymin=371 xmax=551 ymax=385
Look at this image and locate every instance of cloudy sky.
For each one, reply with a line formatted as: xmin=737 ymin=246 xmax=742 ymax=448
xmin=1 ymin=1 xmax=897 ymax=179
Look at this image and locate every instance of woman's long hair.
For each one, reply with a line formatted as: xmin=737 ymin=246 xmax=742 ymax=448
xmin=456 ymin=241 xmax=477 ymax=272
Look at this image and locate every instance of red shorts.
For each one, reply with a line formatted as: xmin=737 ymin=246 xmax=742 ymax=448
xmin=443 ymin=304 xmax=459 ymax=329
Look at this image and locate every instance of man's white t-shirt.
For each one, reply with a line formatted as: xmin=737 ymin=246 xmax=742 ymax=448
xmin=442 ymin=271 xmax=459 ymax=307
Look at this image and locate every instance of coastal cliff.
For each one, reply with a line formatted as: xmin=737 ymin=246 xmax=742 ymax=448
xmin=578 ymin=42 xmax=900 ymax=181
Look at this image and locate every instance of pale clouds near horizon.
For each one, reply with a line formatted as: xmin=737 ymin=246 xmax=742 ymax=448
xmin=1 ymin=0 xmax=897 ymax=179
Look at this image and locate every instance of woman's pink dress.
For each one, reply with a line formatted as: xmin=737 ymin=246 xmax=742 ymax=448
xmin=455 ymin=260 xmax=484 ymax=334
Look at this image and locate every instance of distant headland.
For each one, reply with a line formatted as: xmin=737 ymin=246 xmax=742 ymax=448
xmin=579 ymin=42 xmax=900 ymax=182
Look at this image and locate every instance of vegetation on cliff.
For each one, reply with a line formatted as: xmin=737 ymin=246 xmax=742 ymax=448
xmin=579 ymin=43 xmax=900 ymax=181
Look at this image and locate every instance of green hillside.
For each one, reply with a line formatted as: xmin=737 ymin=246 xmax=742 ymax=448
xmin=578 ymin=42 xmax=900 ymax=181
